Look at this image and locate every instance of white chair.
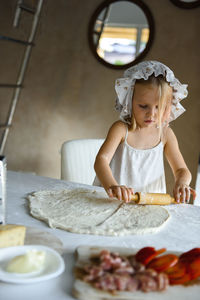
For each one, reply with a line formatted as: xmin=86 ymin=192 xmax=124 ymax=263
xmin=61 ymin=139 xmax=104 ymax=185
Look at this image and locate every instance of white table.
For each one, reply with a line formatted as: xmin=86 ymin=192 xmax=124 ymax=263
xmin=1 ymin=171 xmax=200 ymax=300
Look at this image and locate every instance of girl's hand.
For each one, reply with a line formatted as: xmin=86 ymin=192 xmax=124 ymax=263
xmin=173 ymin=183 xmax=196 ymax=203
xmin=106 ymin=185 xmax=134 ymax=203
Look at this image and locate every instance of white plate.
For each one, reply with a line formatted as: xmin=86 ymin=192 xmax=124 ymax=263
xmin=0 ymin=245 xmax=65 ymax=284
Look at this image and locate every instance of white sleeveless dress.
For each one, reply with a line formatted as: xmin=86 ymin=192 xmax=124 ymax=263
xmin=93 ymin=128 xmax=166 ymax=193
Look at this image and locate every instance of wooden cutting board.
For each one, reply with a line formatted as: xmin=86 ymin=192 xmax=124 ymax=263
xmin=72 ymin=246 xmax=200 ymax=300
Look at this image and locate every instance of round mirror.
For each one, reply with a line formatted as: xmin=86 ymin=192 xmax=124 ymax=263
xmin=88 ymin=0 xmax=154 ymax=69
xmin=170 ymin=0 xmax=200 ymax=8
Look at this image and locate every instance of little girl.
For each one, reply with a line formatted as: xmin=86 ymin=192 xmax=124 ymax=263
xmin=94 ymin=61 xmax=196 ymax=204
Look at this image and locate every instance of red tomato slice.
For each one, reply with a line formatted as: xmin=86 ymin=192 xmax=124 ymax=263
xmin=147 ymin=254 xmax=178 ymax=272
xmin=169 ymin=272 xmax=191 ymax=285
xmin=165 ymin=261 xmax=187 ymax=278
xmin=179 ymin=248 xmax=200 ymax=280
xmin=179 ymin=248 xmax=200 ymax=263
xmin=165 ymin=249 xmax=200 ymax=285
xmin=185 ymin=256 xmax=200 ymax=280
xmin=135 ymin=247 xmax=166 ymax=265
xmin=164 ymin=260 xmax=192 ymax=285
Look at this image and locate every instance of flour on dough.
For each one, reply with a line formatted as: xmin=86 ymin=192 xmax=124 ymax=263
xmin=28 ymin=188 xmax=170 ymax=236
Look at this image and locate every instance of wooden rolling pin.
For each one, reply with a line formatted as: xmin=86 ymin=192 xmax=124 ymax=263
xmin=131 ymin=192 xmax=176 ymax=205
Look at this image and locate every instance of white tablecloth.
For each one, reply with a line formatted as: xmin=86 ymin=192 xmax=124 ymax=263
xmin=1 ymin=171 xmax=200 ymax=300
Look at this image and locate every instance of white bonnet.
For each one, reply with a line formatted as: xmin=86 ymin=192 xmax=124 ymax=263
xmin=115 ymin=60 xmax=188 ymax=124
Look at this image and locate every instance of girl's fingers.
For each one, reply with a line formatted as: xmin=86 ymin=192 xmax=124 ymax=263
xmin=180 ymin=188 xmax=186 ymax=203
xmin=181 ymin=186 xmax=196 ymax=203
xmin=107 ymin=186 xmax=121 ymax=200
xmin=174 ymin=187 xmax=180 ymax=203
xmin=116 ymin=186 xmax=122 ymax=201
xmin=121 ymin=186 xmax=134 ymax=203
xmin=190 ymin=188 xmax=196 ymax=200
xmin=174 ymin=185 xmax=196 ymax=204
xmin=107 ymin=186 xmax=135 ymax=203
xmin=183 ymin=189 xmax=187 ymax=203
xmin=121 ymin=187 xmax=128 ymax=203
xmin=107 ymin=188 xmax=114 ymax=198
xmin=127 ymin=188 xmax=133 ymax=203
xmin=185 ymin=187 xmax=190 ymax=203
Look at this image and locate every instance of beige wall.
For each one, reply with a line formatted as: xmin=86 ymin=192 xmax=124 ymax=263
xmin=0 ymin=0 xmax=199 ymax=194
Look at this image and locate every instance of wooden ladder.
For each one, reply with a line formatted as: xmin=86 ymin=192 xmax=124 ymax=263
xmin=0 ymin=0 xmax=44 ymax=154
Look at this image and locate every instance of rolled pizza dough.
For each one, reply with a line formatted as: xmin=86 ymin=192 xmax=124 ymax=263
xmin=27 ymin=188 xmax=170 ymax=236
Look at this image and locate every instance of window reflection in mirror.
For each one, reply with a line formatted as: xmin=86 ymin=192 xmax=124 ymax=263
xmin=180 ymin=0 xmax=199 ymax=2
xmin=170 ymin=0 xmax=200 ymax=9
xmin=88 ymin=0 xmax=154 ymax=69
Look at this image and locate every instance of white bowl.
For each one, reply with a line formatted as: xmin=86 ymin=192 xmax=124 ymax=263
xmin=0 ymin=245 xmax=65 ymax=284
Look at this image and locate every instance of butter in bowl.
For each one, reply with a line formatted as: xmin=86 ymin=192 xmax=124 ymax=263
xmin=0 ymin=245 xmax=65 ymax=284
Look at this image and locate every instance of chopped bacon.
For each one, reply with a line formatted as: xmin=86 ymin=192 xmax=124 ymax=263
xmin=134 ymin=270 xmax=169 ymax=292
xmin=135 ymin=274 xmax=158 ymax=292
xmin=83 ymin=265 xmax=104 ymax=281
xmin=99 ymin=250 xmax=130 ymax=270
xmin=81 ymin=250 xmax=169 ymax=293
xmin=114 ymin=265 xmax=134 ymax=275
xmin=128 ymin=255 xmax=146 ymax=272
xmin=94 ymin=273 xmax=139 ymax=292
xmin=156 ymin=273 xmax=169 ymax=291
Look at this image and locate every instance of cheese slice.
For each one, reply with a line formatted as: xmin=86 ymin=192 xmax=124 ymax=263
xmin=0 ymin=224 xmax=26 ymax=248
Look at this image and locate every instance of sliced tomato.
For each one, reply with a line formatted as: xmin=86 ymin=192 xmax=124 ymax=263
xmin=135 ymin=247 xmax=166 ymax=265
xmin=165 ymin=250 xmax=200 ymax=285
xmin=165 ymin=261 xmax=186 ymax=278
xmin=179 ymin=248 xmax=200 ymax=263
xmin=184 ymin=256 xmax=200 ymax=280
xmin=169 ymin=272 xmax=191 ymax=285
xmin=179 ymin=248 xmax=200 ymax=280
xmin=147 ymin=254 xmax=178 ymax=272
xmin=164 ymin=260 xmax=192 ymax=285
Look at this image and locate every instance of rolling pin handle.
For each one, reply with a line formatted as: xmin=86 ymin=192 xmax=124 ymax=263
xmin=131 ymin=192 xmax=140 ymax=203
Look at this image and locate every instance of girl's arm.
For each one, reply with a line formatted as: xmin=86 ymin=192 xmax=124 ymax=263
xmin=164 ymin=127 xmax=196 ymax=203
xmin=94 ymin=121 xmax=134 ymax=202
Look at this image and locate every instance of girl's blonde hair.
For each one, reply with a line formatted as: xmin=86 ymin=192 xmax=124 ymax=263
xmin=131 ymin=75 xmax=173 ymax=134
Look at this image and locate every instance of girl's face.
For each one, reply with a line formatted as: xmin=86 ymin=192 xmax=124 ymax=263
xmin=132 ymin=83 xmax=172 ymax=128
